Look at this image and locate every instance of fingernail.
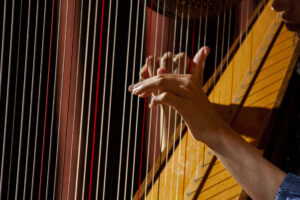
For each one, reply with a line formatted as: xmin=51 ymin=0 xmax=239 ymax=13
xmin=128 ymin=84 xmax=134 ymax=92
xmin=133 ymin=85 xmax=142 ymax=94
xmin=128 ymin=83 xmax=140 ymax=92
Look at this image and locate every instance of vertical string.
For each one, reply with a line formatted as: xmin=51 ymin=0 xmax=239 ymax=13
xmin=202 ymin=5 xmax=208 ymax=168
xmin=59 ymin=0 xmax=77 ymax=198
xmin=238 ymin=1 xmax=244 ymax=89
xmin=130 ymin=1 xmax=147 ymax=199
xmin=0 ymin=0 xmax=14 ymax=195
xmin=43 ymin=0 xmax=62 ymax=199
xmin=66 ymin=0 xmax=85 ymax=198
xmin=116 ymin=0 xmax=133 ymax=198
xmin=73 ymin=0 xmax=92 ymax=196
xmin=0 ymin=0 xmax=7 ymax=101
xmin=213 ymin=14 xmax=220 ymax=103
xmin=85 ymin=0 xmax=104 ymax=198
xmin=94 ymin=0 xmax=113 ymax=198
xmin=23 ymin=0 xmax=44 ymax=199
xmin=195 ymin=9 xmax=202 ymax=179
xmin=82 ymin=0 xmax=102 ymax=195
xmin=137 ymin=0 xmax=153 ymax=198
xmin=6 ymin=0 xmax=23 ymax=198
xmin=52 ymin=0 xmax=71 ymax=198
xmin=183 ymin=14 xmax=196 ymax=200
xmin=178 ymin=9 xmax=191 ymax=200
xmin=123 ymin=0 xmax=142 ymax=198
xmin=15 ymin=0 xmax=32 ymax=198
xmin=164 ymin=4 xmax=177 ymax=200
xmin=169 ymin=9 xmax=184 ymax=199
xmin=101 ymin=0 xmax=120 ymax=198
xmin=145 ymin=0 xmax=160 ymax=198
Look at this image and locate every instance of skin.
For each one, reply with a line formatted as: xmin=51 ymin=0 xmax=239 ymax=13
xmin=129 ymin=0 xmax=300 ymax=200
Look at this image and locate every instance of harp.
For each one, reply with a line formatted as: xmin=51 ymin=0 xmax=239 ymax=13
xmin=0 ymin=0 xmax=299 ymax=200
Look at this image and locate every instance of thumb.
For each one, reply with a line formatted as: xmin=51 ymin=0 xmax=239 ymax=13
xmin=191 ymin=46 xmax=210 ymax=84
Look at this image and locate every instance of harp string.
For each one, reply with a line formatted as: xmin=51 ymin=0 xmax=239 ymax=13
xmin=0 ymin=0 xmax=14 ymax=195
xmin=84 ymin=0 xmax=103 ymax=196
xmin=12 ymin=1 xmax=27 ymax=200
xmin=202 ymin=5 xmax=208 ymax=169
xmin=23 ymin=0 xmax=43 ymax=198
xmin=72 ymin=0 xmax=91 ymax=195
xmin=81 ymin=0 xmax=99 ymax=195
xmin=183 ymin=14 xmax=196 ymax=198
xmin=238 ymin=2 xmax=244 ymax=92
xmin=159 ymin=2 xmax=169 ymax=199
xmin=181 ymin=9 xmax=192 ymax=198
xmin=116 ymin=0 xmax=133 ymax=198
xmin=153 ymin=2 xmax=170 ymax=198
xmin=195 ymin=5 xmax=202 ymax=180
xmin=52 ymin=0 xmax=71 ymax=197
xmin=123 ymin=0 xmax=143 ymax=198
xmin=227 ymin=8 xmax=233 ymax=109
xmin=95 ymin=0 xmax=113 ymax=198
xmin=67 ymin=0 xmax=84 ymax=198
xmin=102 ymin=0 xmax=120 ymax=198
xmin=164 ymin=4 xmax=177 ymax=199
xmin=146 ymin=0 xmax=161 ymax=197
xmin=44 ymin=0 xmax=61 ymax=199
xmin=85 ymin=0 xmax=104 ymax=197
xmin=0 ymin=0 xmax=7 ymax=101
xmin=137 ymin=0 xmax=154 ymax=198
xmin=169 ymin=9 xmax=184 ymax=199
xmin=213 ymin=14 xmax=220 ymax=102
xmin=46 ymin=0 xmax=62 ymax=197
xmin=130 ymin=1 xmax=147 ymax=199
xmin=6 ymin=0 xmax=23 ymax=198
xmin=59 ymin=0 xmax=77 ymax=198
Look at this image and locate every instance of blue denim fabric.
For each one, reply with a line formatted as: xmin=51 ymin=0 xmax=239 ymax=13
xmin=276 ymin=173 xmax=300 ymax=200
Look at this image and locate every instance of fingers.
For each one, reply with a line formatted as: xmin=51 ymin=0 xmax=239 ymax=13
xmin=173 ymin=53 xmax=191 ymax=74
xmin=140 ymin=55 xmax=160 ymax=80
xmin=149 ymin=92 xmax=182 ymax=109
xmin=129 ymin=74 xmax=190 ymax=97
xmin=159 ymin=52 xmax=174 ymax=73
xmin=192 ymin=46 xmax=210 ymax=84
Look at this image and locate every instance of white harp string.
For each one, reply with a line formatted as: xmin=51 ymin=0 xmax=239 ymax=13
xmin=102 ymin=0 xmax=119 ymax=198
xmin=0 ymin=0 xmax=7 ymax=101
xmin=53 ymin=0 xmax=71 ymax=197
xmin=59 ymin=0 xmax=77 ymax=198
xmin=162 ymin=2 xmax=173 ymax=200
xmin=0 ymin=0 xmax=14 ymax=195
xmin=23 ymin=0 xmax=43 ymax=198
xmin=67 ymin=0 xmax=84 ymax=198
xmin=145 ymin=0 xmax=161 ymax=197
xmin=45 ymin=0 xmax=62 ymax=199
xmin=202 ymin=6 xmax=208 ymax=168
xmin=116 ymin=0 xmax=134 ymax=198
xmin=169 ymin=9 xmax=184 ymax=199
xmin=9 ymin=1 xmax=27 ymax=197
xmin=73 ymin=0 xmax=92 ymax=196
xmin=195 ymin=9 xmax=202 ymax=179
xmin=130 ymin=1 xmax=147 ymax=199
xmin=95 ymin=0 xmax=113 ymax=198
xmin=81 ymin=0 xmax=100 ymax=196
xmin=123 ymin=1 xmax=143 ymax=198
xmin=6 ymin=0 xmax=23 ymax=198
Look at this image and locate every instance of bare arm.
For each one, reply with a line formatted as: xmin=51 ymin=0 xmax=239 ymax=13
xmin=130 ymin=47 xmax=286 ymax=200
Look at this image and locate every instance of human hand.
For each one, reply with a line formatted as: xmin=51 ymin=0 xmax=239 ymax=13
xmin=129 ymin=47 xmax=228 ymax=144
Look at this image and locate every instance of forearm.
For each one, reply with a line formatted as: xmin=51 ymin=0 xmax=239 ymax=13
xmin=205 ymin=123 xmax=286 ymax=200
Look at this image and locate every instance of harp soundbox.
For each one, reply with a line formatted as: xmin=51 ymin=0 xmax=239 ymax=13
xmin=0 ymin=0 xmax=299 ymax=199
